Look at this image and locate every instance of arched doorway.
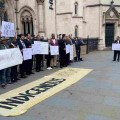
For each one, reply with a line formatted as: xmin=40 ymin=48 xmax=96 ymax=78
xmin=104 ymin=1 xmax=120 ymax=47
xmin=21 ymin=10 xmax=34 ymax=35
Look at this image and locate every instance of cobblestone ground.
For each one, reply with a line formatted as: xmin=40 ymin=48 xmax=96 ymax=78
xmin=0 ymin=51 xmax=120 ymax=120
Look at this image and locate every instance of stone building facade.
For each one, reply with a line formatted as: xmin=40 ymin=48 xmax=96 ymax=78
xmin=0 ymin=0 xmax=120 ymax=50
xmin=0 ymin=0 xmax=56 ymax=37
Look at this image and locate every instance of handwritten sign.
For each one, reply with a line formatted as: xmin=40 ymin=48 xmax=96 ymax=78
xmin=70 ymin=45 xmax=74 ymax=60
xmin=23 ymin=48 xmax=32 ymax=60
xmin=32 ymin=41 xmax=49 ymax=55
xmin=39 ymin=42 xmax=49 ymax=55
xmin=1 ymin=21 xmax=15 ymax=37
xmin=66 ymin=44 xmax=70 ymax=54
xmin=32 ymin=44 xmax=41 ymax=55
xmin=0 ymin=48 xmax=23 ymax=70
xmin=112 ymin=43 xmax=120 ymax=51
xmin=50 ymin=46 xmax=59 ymax=55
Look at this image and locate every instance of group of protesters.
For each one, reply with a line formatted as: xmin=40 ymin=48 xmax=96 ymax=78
xmin=0 ymin=33 xmax=85 ymax=88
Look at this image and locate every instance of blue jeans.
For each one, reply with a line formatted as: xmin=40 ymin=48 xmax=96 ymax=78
xmin=0 ymin=68 xmax=11 ymax=84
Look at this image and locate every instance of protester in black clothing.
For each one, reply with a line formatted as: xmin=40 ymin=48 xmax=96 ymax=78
xmin=24 ymin=33 xmax=34 ymax=75
xmin=74 ymin=37 xmax=85 ymax=61
xmin=17 ymin=34 xmax=27 ymax=78
xmin=58 ymin=34 xmax=66 ymax=68
xmin=35 ymin=35 xmax=44 ymax=72
xmin=74 ymin=37 xmax=81 ymax=61
xmin=113 ymin=36 xmax=120 ymax=62
xmin=65 ymin=36 xmax=71 ymax=66
xmin=9 ymin=37 xmax=20 ymax=82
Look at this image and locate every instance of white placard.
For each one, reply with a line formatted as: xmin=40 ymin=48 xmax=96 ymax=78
xmin=0 ymin=48 xmax=23 ymax=70
xmin=50 ymin=46 xmax=59 ymax=55
xmin=23 ymin=48 xmax=32 ymax=60
xmin=73 ymin=44 xmax=76 ymax=58
xmin=32 ymin=44 xmax=41 ymax=55
xmin=34 ymin=41 xmax=41 ymax=45
xmin=32 ymin=41 xmax=49 ymax=55
xmin=66 ymin=44 xmax=70 ymax=54
xmin=39 ymin=42 xmax=49 ymax=55
xmin=70 ymin=45 xmax=74 ymax=60
xmin=112 ymin=43 xmax=120 ymax=51
xmin=1 ymin=21 xmax=15 ymax=37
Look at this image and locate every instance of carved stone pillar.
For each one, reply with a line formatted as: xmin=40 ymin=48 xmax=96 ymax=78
xmin=36 ymin=0 xmax=45 ymax=36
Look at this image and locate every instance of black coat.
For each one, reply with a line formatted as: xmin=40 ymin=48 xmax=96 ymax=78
xmin=58 ymin=39 xmax=66 ymax=54
xmin=17 ymin=40 xmax=24 ymax=50
xmin=24 ymin=39 xmax=32 ymax=48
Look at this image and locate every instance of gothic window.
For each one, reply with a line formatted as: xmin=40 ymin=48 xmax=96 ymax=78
xmin=21 ymin=10 xmax=34 ymax=35
xmin=75 ymin=25 xmax=78 ymax=37
xmin=74 ymin=2 xmax=78 ymax=15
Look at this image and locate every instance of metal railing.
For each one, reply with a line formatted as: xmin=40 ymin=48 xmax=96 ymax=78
xmin=83 ymin=38 xmax=99 ymax=53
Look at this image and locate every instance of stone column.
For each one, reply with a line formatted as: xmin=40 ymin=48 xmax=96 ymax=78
xmin=37 ymin=0 xmax=45 ymax=36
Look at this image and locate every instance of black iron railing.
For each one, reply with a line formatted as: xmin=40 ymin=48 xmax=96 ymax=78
xmin=83 ymin=38 xmax=99 ymax=53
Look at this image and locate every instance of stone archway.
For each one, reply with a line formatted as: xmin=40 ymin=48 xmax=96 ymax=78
xmin=18 ymin=6 xmax=36 ymax=35
xmin=21 ymin=10 xmax=34 ymax=35
xmin=102 ymin=1 xmax=120 ymax=48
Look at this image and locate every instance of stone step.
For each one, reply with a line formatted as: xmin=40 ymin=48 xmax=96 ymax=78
xmin=103 ymin=47 xmax=112 ymax=51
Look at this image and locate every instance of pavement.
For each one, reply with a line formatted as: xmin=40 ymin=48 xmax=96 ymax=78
xmin=0 ymin=50 xmax=120 ymax=120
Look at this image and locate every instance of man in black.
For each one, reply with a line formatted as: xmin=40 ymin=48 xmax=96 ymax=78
xmin=17 ymin=34 xmax=27 ymax=78
xmin=113 ymin=36 xmax=120 ymax=62
xmin=24 ymin=33 xmax=34 ymax=75
xmin=58 ymin=34 xmax=66 ymax=68
xmin=35 ymin=35 xmax=44 ymax=72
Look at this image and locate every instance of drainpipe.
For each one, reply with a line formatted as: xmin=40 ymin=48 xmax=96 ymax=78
xmin=55 ymin=0 xmax=57 ymax=37
xmin=15 ymin=0 xmax=19 ymax=35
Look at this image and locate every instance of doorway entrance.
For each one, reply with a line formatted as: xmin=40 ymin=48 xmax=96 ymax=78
xmin=105 ymin=23 xmax=114 ymax=47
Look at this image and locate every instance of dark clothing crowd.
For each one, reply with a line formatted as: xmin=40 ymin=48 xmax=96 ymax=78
xmin=0 ymin=33 xmax=85 ymax=88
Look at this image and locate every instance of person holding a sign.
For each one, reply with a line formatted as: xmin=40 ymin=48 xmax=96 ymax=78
xmin=113 ymin=36 xmax=120 ymax=62
xmin=0 ymin=37 xmax=12 ymax=88
xmin=24 ymin=34 xmax=34 ymax=75
xmin=9 ymin=37 xmax=20 ymax=83
xmin=49 ymin=34 xmax=58 ymax=68
xmin=65 ymin=36 xmax=71 ymax=66
xmin=17 ymin=34 xmax=27 ymax=78
xmin=34 ymin=35 xmax=44 ymax=72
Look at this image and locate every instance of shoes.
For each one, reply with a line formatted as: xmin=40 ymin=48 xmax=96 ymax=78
xmin=80 ymin=58 xmax=83 ymax=61
xmin=112 ymin=60 xmax=116 ymax=61
xmin=30 ymin=72 xmax=35 ymax=74
xmin=36 ymin=70 xmax=40 ymax=72
xmin=1 ymin=84 xmax=6 ymax=89
xmin=11 ymin=80 xmax=17 ymax=83
xmin=20 ymin=75 xmax=27 ymax=78
xmin=26 ymin=73 xmax=31 ymax=75
xmin=47 ymin=67 xmax=52 ymax=70
xmin=40 ymin=69 xmax=44 ymax=71
xmin=16 ymin=78 xmax=21 ymax=80
xmin=8 ymin=81 xmax=12 ymax=84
